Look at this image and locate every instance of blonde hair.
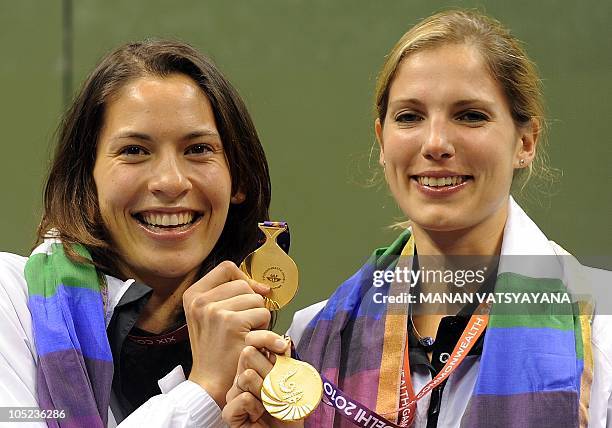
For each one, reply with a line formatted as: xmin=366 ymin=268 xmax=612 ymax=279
xmin=375 ymin=9 xmax=555 ymax=192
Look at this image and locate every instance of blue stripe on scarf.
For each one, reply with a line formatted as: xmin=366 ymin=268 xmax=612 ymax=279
xmin=312 ymin=262 xmax=395 ymax=324
xmin=311 ymin=264 xmax=371 ymax=322
xmin=29 ymin=284 xmax=112 ymax=361
xmin=474 ymin=327 xmax=577 ymax=395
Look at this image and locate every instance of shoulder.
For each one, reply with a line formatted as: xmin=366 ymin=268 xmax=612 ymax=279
xmin=287 ymin=300 xmax=328 ymax=347
xmin=0 ymin=252 xmax=38 ymax=406
xmin=0 ymin=252 xmax=28 ymax=280
xmin=0 ymin=252 xmax=30 ymax=319
xmin=592 ymin=315 xmax=612 ymax=365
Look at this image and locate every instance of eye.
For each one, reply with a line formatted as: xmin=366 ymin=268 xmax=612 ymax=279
xmin=456 ymin=110 xmax=489 ymax=123
xmin=120 ymin=145 xmax=148 ymax=156
xmin=185 ymin=143 xmax=214 ymax=155
xmin=395 ymin=111 xmax=423 ymax=124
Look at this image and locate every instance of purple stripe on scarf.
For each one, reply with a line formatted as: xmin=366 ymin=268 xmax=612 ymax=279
xmin=460 ymin=391 xmax=579 ymax=428
xmin=37 ymin=350 xmax=112 ymax=424
xmin=342 ymin=316 xmax=386 ymax=376
xmin=29 ymin=285 xmax=111 ymax=361
xmin=340 ymin=369 xmax=381 ymax=410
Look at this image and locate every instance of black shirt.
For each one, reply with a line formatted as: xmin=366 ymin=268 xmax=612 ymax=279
xmin=106 ymin=282 xmax=193 ymax=422
xmin=407 ymin=311 xmax=485 ymax=428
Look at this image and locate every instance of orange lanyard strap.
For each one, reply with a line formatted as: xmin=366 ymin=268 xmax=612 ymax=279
xmin=398 ymin=312 xmax=488 ymax=426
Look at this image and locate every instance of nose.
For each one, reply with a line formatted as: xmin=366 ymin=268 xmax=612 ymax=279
xmin=421 ymin=117 xmax=455 ymax=161
xmin=148 ymin=154 xmax=192 ymax=200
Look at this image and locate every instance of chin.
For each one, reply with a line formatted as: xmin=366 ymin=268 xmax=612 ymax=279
xmin=402 ymin=203 xmax=464 ymax=231
xmin=141 ymin=258 xmax=204 ymax=281
xmin=415 ymin=219 xmax=464 ymax=233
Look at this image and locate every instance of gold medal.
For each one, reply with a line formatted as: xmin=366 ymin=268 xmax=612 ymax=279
xmin=240 ymin=222 xmax=298 ymax=310
xmin=261 ymin=338 xmax=323 ymax=421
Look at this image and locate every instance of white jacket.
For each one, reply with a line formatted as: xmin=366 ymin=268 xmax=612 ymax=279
xmin=287 ymin=199 xmax=612 ymax=428
xmin=0 ymin=252 xmax=225 ymax=428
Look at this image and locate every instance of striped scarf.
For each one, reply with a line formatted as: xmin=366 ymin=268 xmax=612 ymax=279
xmin=297 ymin=200 xmax=593 ymax=427
xmin=25 ymin=239 xmax=113 ymax=428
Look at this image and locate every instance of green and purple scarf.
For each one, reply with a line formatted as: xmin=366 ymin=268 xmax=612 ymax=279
xmin=297 ymin=200 xmax=593 ymax=427
xmin=25 ymin=239 xmax=113 ymax=428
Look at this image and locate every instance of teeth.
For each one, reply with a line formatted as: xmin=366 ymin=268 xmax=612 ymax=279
xmin=141 ymin=212 xmax=195 ymax=227
xmin=418 ymin=176 xmax=466 ymax=187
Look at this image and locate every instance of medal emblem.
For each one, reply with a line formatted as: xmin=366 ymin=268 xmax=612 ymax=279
xmin=261 ymin=338 xmax=323 ymax=421
xmin=240 ymin=222 xmax=299 ymax=310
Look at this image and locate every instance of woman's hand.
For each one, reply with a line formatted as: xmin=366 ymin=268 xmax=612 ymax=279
xmin=183 ymin=261 xmax=271 ymax=407
xmin=222 ymin=331 xmax=305 ymax=428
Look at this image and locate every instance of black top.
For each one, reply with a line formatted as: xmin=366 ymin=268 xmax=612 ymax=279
xmin=106 ymin=282 xmax=193 ymax=422
xmin=407 ymin=310 xmax=485 ymax=428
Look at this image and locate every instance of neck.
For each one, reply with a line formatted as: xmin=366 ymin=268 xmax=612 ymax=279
xmin=134 ymin=272 xmax=196 ymax=334
xmin=411 ymin=202 xmax=508 ymax=257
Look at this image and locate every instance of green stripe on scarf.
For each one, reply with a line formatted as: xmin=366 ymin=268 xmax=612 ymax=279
xmin=488 ymin=272 xmax=575 ymax=331
xmin=26 ymin=243 xmax=101 ymax=297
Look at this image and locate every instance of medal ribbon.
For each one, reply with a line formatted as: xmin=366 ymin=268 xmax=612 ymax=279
xmin=296 ymin=310 xmax=488 ymax=427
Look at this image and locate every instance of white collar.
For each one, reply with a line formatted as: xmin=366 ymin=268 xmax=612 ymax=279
xmin=103 ymin=275 xmax=134 ymax=328
xmin=499 ymin=196 xmax=565 ymax=281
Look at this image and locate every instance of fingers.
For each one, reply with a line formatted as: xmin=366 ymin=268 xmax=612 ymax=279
xmin=237 ymin=346 xmax=275 ymax=395
xmin=213 ymin=293 xmax=266 ymax=312
xmin=187 ymin=260 xmax=269 ymax=295
xmin=241 ymin=307 xmax=273 ymax=330
xmin=184 ymin=279 xmax=264 ymax=313
xmin=233 ymin=368 xmax=265 ymax=401
xmin=222 ymin=391 xmax=267 ymax=427
xmin=245 ymin=330 xmax=290 ymax=354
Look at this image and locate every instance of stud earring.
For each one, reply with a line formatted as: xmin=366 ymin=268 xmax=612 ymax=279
xmin=519 ymin=159 xmax=525 ymax=166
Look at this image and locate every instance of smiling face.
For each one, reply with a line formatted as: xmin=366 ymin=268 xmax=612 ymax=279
xmin=376 ymin=43 xmax=536 ymax=240
xmin=93 ymin=73 xmax=239 ymax=288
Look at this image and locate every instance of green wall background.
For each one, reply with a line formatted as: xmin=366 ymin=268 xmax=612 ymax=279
xmin=1 ymin=1 xmax=610 ymax=332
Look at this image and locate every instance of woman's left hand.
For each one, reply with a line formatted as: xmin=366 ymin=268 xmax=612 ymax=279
xmin=222 ymin=330 xmax=305 ymax=428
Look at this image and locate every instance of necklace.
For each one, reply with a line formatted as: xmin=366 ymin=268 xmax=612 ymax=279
xmin=409 ymin=312 xmax=435 ymax=352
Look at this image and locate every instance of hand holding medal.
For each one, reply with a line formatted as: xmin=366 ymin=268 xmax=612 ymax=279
xmin=261 ymin=335 xmax=323 ymax=421
xmin=224 ymin=222 xmax=323 ymax=425
xmin=223 ymin=331 xmax=315 ymax=427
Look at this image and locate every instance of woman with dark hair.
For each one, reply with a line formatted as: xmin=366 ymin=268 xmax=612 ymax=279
xmin=0 ymin=39 xmax=273 ymax=426
xmin=222 ymin=10 xmax=612 ymax=428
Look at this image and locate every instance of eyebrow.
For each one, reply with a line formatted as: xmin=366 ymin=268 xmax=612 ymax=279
xmin=115 ymin=129 xmax=221 ymax=141
xmin=452 ymin=99 xmax=493 ymax=107
xmin=388 ymin=98 xmax=425 ymax=109
xmin=389 ymin=98 xmax=494 ymax=109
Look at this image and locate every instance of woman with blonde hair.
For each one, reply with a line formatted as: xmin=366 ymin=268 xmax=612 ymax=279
xmin=222 ymin=9 xmax=611 ymax=428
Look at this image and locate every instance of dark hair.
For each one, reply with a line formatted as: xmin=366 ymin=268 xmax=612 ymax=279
xmin=38 ymin=39 xmax=271 ymax=276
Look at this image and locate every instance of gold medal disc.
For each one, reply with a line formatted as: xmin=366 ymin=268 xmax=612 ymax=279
xmin=261 ymin=355 xmax=323 ymax=421
xmin=240 ymin=223 xmax=299 ymax=310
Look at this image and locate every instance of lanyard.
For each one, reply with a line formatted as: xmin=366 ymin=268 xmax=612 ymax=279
xmin=397 ymin=312 xmax=488 ymax=427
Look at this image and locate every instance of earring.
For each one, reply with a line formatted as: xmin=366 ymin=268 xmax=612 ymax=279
xmin=519 ymin=159 xmax=525 ymax=166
